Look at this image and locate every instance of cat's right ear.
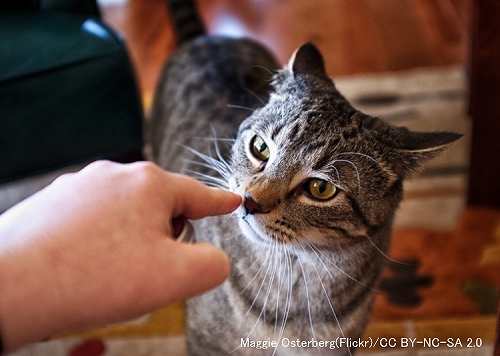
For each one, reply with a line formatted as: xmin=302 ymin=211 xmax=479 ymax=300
xmin=392 ymin=128 xmax=463 ymax=179
xmin=288 ymin=43 xmax=330 ymax=81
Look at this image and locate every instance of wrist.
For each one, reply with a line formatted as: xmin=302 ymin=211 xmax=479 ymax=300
xmin=0 ymin=250 xmax=60 ymax=353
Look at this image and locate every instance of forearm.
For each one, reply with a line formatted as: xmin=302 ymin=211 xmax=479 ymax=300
xmin=0 ymin=248 xmax=63 ymax=353
xmin=0 ymin=190 xmax=104 ymax=353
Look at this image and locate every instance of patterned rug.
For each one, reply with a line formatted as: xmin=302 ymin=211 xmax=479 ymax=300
xmin=5 ymin=67 xmax=499 ymax=355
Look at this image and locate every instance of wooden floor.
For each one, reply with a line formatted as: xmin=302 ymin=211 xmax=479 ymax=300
xmin=99 ymin=0 xmax=470 ymax=95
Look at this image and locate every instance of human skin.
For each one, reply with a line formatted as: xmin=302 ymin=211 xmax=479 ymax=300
xmin=0 ymin=161 xmax=242 ymax=353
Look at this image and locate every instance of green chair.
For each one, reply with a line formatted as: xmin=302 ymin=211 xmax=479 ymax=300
xmin=0 ymin=0 xmax=143 ymax=184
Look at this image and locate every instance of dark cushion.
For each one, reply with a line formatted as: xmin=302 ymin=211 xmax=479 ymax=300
xmin=0 ymin=12 xmax=143 ymax=183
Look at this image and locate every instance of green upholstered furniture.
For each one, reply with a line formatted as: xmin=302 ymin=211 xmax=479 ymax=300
xmin=0 ymin=0 xmax=143 ymax=183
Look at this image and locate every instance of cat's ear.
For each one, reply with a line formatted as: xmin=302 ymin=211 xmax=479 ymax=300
xmin=288 ymin=42 xmax=330 ymax=80
xmin=392 ymin=128 xmax=462 ymax=178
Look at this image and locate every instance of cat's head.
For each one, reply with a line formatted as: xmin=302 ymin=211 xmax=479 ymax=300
xmin=230 ymin=43 xmax=461 ymax=251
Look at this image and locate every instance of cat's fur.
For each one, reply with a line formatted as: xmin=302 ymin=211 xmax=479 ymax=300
xmin=148 ymin=2 xmax=461 ymax=355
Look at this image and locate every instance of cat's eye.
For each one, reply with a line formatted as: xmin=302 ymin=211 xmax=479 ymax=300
xmin=251 ymin=135 xmax=270 ymax=161
xmin=307 ymin=179 xmax=337 ymax=201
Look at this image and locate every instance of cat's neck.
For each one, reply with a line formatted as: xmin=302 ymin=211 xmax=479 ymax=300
xmin=225 ymin=230 xmax=384 ymax=336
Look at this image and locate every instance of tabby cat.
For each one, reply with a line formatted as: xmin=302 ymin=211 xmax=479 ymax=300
xmin=147 ymin=1 xmax=461 ymax=355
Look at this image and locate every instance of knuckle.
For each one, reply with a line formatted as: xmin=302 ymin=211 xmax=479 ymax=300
xmin=127 ymin=161 xmax=163 ymax=188
xmin=87 ymin=159 xmax=114 ymax=170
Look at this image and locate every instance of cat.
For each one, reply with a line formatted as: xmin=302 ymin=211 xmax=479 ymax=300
xmin=147 ymin=1 xmax=461 ymax=355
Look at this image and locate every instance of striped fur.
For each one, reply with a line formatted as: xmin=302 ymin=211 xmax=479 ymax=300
xmin=150 ymin=3 xmax=461 ymax=355
xmin=166 ymin=0 xmax=205 ymax=44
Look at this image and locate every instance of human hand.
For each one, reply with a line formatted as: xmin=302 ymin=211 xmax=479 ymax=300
xmin=0 ymin=161 xmax=241 ymax=353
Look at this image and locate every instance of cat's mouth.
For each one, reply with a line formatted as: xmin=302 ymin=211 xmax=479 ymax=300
xmin=238 ymin=215 xmax=275 ymax=246
xmin=235 ymin=193 xmax=289 ymax=246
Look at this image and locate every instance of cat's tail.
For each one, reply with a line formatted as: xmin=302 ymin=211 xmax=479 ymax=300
xmin=166 ymin=0 xmax=206 ymax=45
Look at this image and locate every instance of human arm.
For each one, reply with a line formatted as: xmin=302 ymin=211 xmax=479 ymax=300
xmin=0 ymin=161 xmax=241 ymax=353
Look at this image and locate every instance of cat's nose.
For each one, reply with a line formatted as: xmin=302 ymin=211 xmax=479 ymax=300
xmin=244 ymin=193 xmax=264 ymax=214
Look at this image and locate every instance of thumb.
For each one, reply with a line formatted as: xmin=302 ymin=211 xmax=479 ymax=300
xmin=163 ymin=242 xmax=230 ymax=303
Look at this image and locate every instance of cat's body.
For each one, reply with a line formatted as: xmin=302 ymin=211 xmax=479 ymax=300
xmin=148 ymin=2 xmax=460 ymax=355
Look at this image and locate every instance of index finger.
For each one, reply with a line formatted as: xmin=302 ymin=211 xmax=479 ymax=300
xmin=165 ymin=172 xmax=242 ymax=220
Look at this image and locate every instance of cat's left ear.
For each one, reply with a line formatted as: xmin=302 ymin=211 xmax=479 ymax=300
xmin=392 ymin=127 xmax=462 ymax=178
xmin=288 ymin=42 xmax=331 ymax=81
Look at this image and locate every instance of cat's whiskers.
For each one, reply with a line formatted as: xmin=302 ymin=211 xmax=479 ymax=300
xmin=247 ymin=242 xmax=280 ymax=318
xmin=210 ymin=134 xmax=234 ymax=174
xmin=331 ymin=165 xmax=341 ymax=186
xmin=246 ymin=87 xmax=266 ymax=106
xmin=230 ymin=266 xmax=279 ymax=356
xmin=185 ymin=150 xmax=232 ymax=181
xmin=262 ymin=244 xmax=281 ymax=327
xmin=306 ymin=240 xmax=380 ymax=293
xmin=185 ymin=169 xmax=229 ymax=189
xmin=273 ymin=238 xmax=284 ymax=336
xmin=250 ymin=64 xmax=275 ymax=76
xmin=273 ymin=245 xmax=294 ymax=356
xmin=236 ymin=236 xmax=297 ymax=356
xmin=223 ymin=212 xmax=238 ymax=224
xmin=292 ymin=245 xmax=322 ymax=355
xmin=240 ymin=244 xmax=271 ymax=297
xmin=227 ymin=103 xmax=256 ymax=112
xmin=363 ymin=233 xmax=416 ymax=266
xmin=327 ymin=150 xmax=377 ymax=195
xmin=336 ymin=151 xmax=378 ymax=163
xmin=234 ymin=251 xmax=269 ymax=352
xmin=331 ymin=159 xmax=362 ymax=194
xmin=180 ymin=138 xmax=234 ymax=190
xmin=240 ymin=242 xmax=280 ymax=350
xmin=295 ymin=243 xmax=354 ymax=356
xmin=238 ymin=214 xmax=381 ymax=355
xmin=182 ymin=154 xmax=231 ymax=181
xmin=241 ymin=241 xmax=268 ymax=274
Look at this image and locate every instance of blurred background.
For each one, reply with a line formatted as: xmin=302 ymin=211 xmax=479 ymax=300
xmin=3 ymin=0 xmax=500 ymax=355
xmin=99 ymin=0 xmax=469 ymax=95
